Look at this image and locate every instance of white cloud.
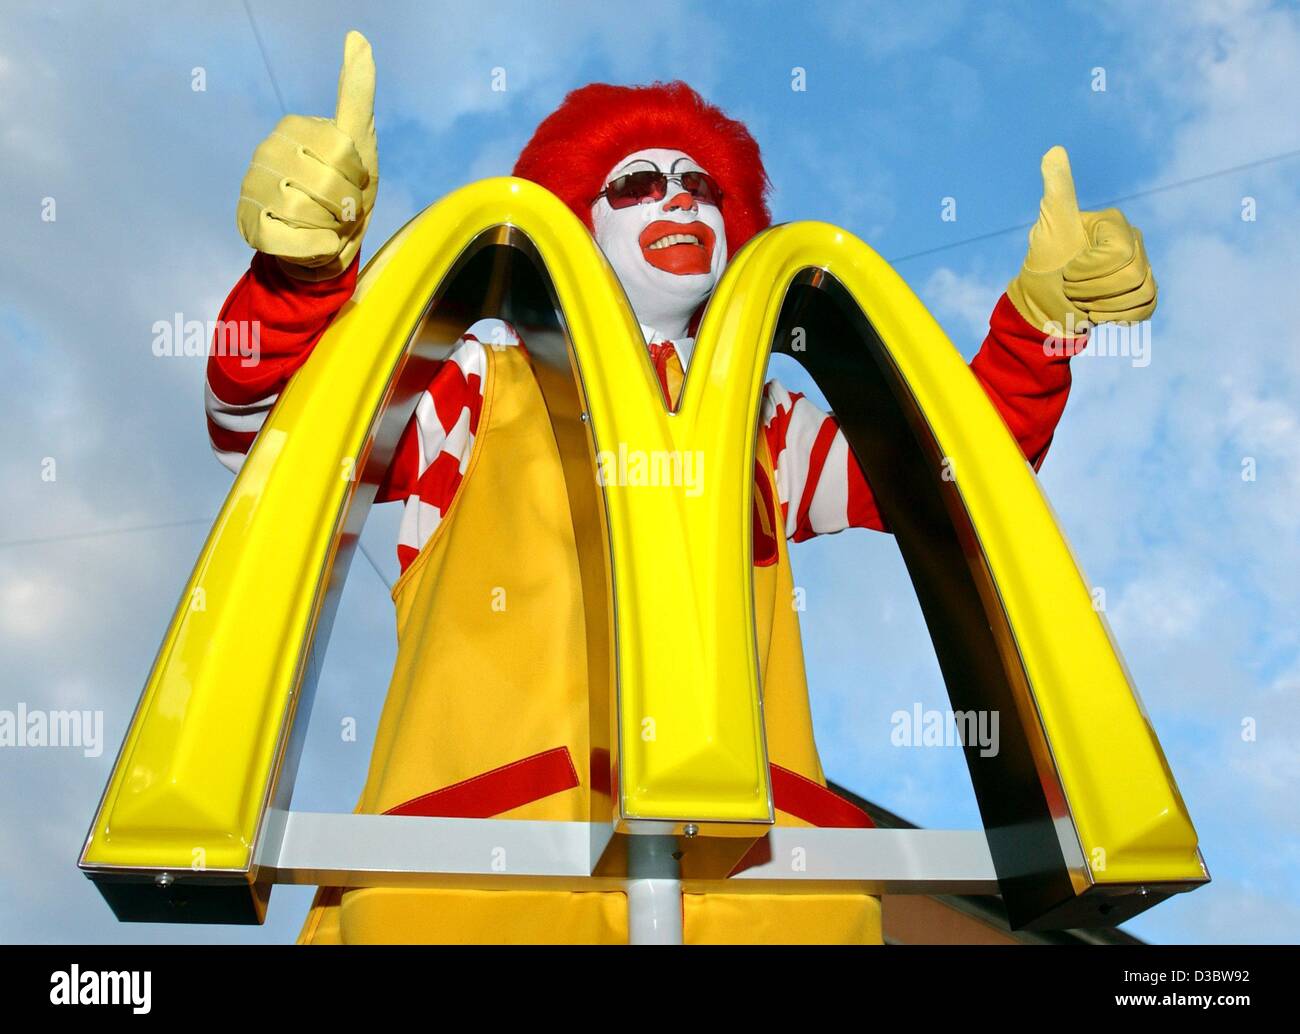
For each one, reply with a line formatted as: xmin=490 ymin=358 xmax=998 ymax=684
xmin=919 ymin=266 xmax=1004 ymax=342
xmin=0 ymin=574 xmax=71 ymax=639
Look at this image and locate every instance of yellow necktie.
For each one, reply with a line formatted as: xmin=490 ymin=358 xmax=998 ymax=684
xmin=654 ymin=342 xmax=685 ymax=412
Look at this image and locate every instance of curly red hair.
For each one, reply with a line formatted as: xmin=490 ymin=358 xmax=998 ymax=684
xmin=513 ymin=81 xmax=771 ymax=258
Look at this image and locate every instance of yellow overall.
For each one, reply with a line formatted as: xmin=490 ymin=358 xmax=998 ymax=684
xmin=298 ymin=343 xmax=881 ymax=944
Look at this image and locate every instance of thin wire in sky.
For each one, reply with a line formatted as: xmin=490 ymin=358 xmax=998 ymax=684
xmin=0 ymin=517 xmax=213 ymax=551
xmin=888 ymin=146 xmax=1300 ymax=264
xmin=241 ymin=0 xmax=288 ymax=115
xmin=356 ymin=540 xmax=394 ymax=592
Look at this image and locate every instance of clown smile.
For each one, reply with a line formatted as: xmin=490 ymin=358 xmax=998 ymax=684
xmin=639 ymin=220 xmax=716 ymax=275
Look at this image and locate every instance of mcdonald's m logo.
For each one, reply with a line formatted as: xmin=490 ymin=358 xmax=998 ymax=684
xmin=80 ymin=178 xmax=1207 ymax=930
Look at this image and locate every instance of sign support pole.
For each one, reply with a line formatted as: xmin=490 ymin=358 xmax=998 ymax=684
xmin=626 ymin=835 xmax=683 ymax=945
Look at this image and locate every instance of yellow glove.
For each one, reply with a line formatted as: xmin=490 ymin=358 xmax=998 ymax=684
xmin=236 ymin=30 xmax=378 ymax=281
xmin=1007 ymin=146 xmax=1157 ymax=334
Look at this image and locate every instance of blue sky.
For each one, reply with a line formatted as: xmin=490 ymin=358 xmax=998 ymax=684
xmin=1 ymin=0 xmax=1297 ymax=944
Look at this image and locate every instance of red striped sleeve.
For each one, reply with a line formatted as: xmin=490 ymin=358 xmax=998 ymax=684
xmin=970 ymin=292 xmax=1084 ymax=472
xmin=762 ymin=292 xmax=1081 ymax=542
xmin=390 ymin=328 xmax=506 ymax=572
xmin=205 ymin=253 xmax=358 ymax=471
xmin=207 ymin=253 xmax=358 ymax=404
xmin=762 ymin=380 xmax=885 ymax=539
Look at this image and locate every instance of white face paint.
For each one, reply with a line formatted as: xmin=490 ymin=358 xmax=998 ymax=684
xmin=591 ymin=147 xmax=728 ymax=341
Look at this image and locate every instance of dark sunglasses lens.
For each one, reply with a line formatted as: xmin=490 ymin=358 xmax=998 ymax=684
xmin=680 ymin=172 xmax=722 ymax=205
xmin=606 ymin=171 xmax=667 ymax=208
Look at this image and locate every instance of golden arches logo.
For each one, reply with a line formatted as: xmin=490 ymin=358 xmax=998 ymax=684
xmin=80 ymin=178 xmax=1206 ymax=929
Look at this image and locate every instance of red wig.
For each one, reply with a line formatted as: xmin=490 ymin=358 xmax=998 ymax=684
xmin=513 ymin=81 xmax=771 ymax=258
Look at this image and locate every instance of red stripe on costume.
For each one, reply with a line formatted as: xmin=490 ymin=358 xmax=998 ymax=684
xmin=396 ymin=543 xmax=419 ymax=571
xmin=376 ymin=417 xmax=422 ymax=505
xmin=762 ymin=387 xmax=799 ymax=467
xmin=384 ymin=746 xmax=580 ymax=819
xmin=205 ymin=416 xmax=256 ymax=456
xmin=752 ymin=458 xmax=780 ymax=568
xmin=770 ymin=763 xmax=876 ymax=828
xmin=726 ymin=765 xmax=876 ymax=876
xmin=417 ymin=450 xmax=466 ymax=514
xmin=431 ymin=347 xmax=485 ymax=435
xmin=791 ymin=414 xmax=840 ymax=542
xmin=845 ymin=450 xmax=887 ymax=532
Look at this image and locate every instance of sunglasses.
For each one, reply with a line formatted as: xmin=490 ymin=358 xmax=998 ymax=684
xmin=594 ymin=168 xmax=724 ymax=210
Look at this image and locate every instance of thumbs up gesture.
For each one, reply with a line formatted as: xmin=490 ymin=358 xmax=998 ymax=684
xmin=236 ymin=31 xmax=378 ymax=281
xmin=1007 ymin=146 xmax=1157 ymax=334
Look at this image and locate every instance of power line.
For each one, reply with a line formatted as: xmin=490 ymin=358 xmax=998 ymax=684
xmin=0 ymin=511 xmax=395 ymax=591
xmin=0 ymin=517 xmax=213 ymax=551
xmin=240 ymin=0 xmax=288 ymax=115
xmin=888 ymin=146 xmax=1300 ymax=264
xmin=356 ymin=539 xmax=394 ymax=592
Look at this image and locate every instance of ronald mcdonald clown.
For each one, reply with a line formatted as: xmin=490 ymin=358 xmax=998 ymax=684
xmin=206 ymin=32 xmax=1157 ymax=944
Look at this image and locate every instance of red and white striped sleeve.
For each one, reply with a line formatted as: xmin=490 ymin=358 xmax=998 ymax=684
xmin=205 ymin=253 xmax=359 ymax=472
xmin=761 ymin=380 xmax=885 ymax=541
xmin=382 ymin=320 xmax=519 ymax=573
xmin=205 ymin=380 xmax=279 ymax=474
xmin=206 ymin=253 xmax=513 ymax=575
xmin=759 ymin=292 xmax=1083 ymax=543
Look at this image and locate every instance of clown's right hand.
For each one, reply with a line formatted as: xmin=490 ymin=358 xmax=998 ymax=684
xmin=236 ymin=30 xmax=378 ymax=281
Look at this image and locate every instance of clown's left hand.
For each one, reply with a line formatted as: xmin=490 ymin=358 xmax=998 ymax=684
xmin=1006 ymin=146 xmax=1157 ymax=333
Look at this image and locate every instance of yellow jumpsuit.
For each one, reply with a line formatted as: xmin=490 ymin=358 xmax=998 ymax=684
xmin=298 ymin=343 xmax=881 ymax=944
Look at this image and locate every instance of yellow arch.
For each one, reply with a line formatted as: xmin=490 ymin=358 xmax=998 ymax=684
xmin=81 ymin=179 xmax=1204 ymax=928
